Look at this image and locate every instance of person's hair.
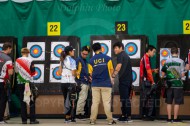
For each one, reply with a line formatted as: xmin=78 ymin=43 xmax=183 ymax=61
xmin=81 ymin=46 xmax=90 ymax=53
xmin=92 ymin=43 xmax=101 ymax=52
xmin=146 ymin=45 xmax=156 ymax=52
xmin=113 ymin=42 xmax=124 ymax=50
xmin=21 ymin=48 xmax=30 ymax=55
xmin=60 ymin=50 xmax=69 ymax=62
xmin=2 ymin=42 xmax=12 ymax=51
xmin=171 ymin=47 xmax=178 ymax=54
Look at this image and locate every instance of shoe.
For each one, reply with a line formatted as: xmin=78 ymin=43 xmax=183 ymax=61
xmin=90 ymin=121 xmax=95 ymax=125
xmin=166 ymin=119 xmax=172 ymax=123
xmin=0 ymin=121 xmax=7 ymax=124
xmin=173 ymin=119 xmax=182 ymax=123
xmin=22 ymin=121 xmax=27 ymax=124
xmin=118 ymin=115 xmax=128 ymax=122
xmin=144 ymin=116 xmax=155 ymax=121
xmin=77 ymin=114 xmax=86 ymax=121
xmin=70 ymin=118 xmax=76 ymax=123
xmin=64 ymin=118 xmax=71 ymax=123
xmin=108 ymin=120 xmax=116 ymax=125
xmin=64 ymin=115 xmax=71 ymax=123
xmin=30 ymin=120 xmax=39 ymax=124
xmin=127 ymin=118 xmax=133 ymax=123
xmin=4 ymin=116 xmax=10 ymax=120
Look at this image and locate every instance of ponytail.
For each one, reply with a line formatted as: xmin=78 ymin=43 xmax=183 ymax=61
xmin=60 ymin=50 xmax=69 ymax=62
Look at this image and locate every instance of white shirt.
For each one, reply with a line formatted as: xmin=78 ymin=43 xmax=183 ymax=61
xmin=15 ymin=57 xmax=33 ymax=82
xmin=61 ymin=56 xmax=76 ymax=83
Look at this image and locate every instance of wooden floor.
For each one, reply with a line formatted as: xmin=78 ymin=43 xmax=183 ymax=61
xmin=4 ymin=118 xmax=190 ymax=126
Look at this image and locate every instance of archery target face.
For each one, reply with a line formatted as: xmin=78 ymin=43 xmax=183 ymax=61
xmin=160 ymin=48 xmax=171 ymax=59
xmin=132 ymin=67 xmax=140 ymax=86
xmin=122 ymin=39 xmax=141 ymax=59
xmin=33 ymin=64 xmax=44 ymax=83
xmin=160 ymin=48 xmax=171 ymax=77
xmin=93 ymin=40 xmax=111 ymax=57
xmin=0 ymin=44 xmax=3 ymax=51
xmin=159 ymin=48 xmax=180 ymax=77
xmin=27 ymin=42 xmax=45 ymax=61
xmin=49 ymin=64 xmax=62 ymax=83
xmin=51 ymin=42 xmax=70 ymax=60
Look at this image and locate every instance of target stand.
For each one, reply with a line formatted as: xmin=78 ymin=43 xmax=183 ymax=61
xmin=91 ymin=35 xmax=148 ymax=93
xmin=23 ymin=36 xmax=80 ymax=95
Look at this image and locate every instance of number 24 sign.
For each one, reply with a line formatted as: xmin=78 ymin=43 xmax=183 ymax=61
xmin=183 ymin=20 xmax=190 ymax=34
xmin=47 ymin=22 xmax=61 ymax=36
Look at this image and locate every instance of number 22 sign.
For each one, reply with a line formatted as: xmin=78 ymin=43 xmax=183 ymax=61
xmin=47 ymin=22 xmax=61 ymax=36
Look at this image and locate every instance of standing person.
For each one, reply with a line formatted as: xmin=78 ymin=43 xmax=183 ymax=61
xmin=75 ymin=46 xmax=91 ymax=120
xmin=89 ymin=43 xmax=116 ymax=125
xmin=112 ymin=42 xmax=133 ymax=122
xmin=0 ymin=42 xmax=13 ymax=124
xmin=161 ymin=47 xmax=185 ymax=123
xmin=184 ymin=52 xmax=190 ymax=71
xmin=58 ymin=46 xmax=77 ymax=123
xmin=15 ymin=48 xmax=39 ymax=124
xmin=140 ymin=45 xmax=158 ymax=121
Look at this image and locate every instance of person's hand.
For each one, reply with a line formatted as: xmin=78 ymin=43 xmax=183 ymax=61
xmin=89 ymin=76 xmax=92 ymax=83
xmin=84 ymin=76 xmax=88 ymax=81
xmin=154 ymin=68 xmax=159 ymax=73
xmin=111 ymin=77 xmax=115 ymax=85
xmin=185 ymin=64 xmax=190 ymax=71
xmin=152 ymin=83 xmax=157 ymax=89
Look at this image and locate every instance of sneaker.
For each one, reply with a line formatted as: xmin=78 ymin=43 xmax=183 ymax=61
xmin=108 ymin=120 xmax=116 ymax=125
xmin=127 ymin=118 xmax=133 ymax=123
xmin=64 ymin=115 xmax=71 ymax=123
xmin=70 ymin=118 xmax=76 ymax=123
xmin=166 ymin=119 xmax=172 ymax=123
xmin=118 ymin=115 xmax=128 ymax=123
xmin=90 ymin=121 xmax=95 ymax=125
xmin=0 ymin=121 xmax=7 ymax=124
xmin=22 ymin=121 xmax=27 ymax=124
xmin=64 ymin=118 xmax=71 ymax=123
xmin=77 ymin=114 xmax=86 ymax=121
xmin=173 ymin=119 xmax=182 ymax=123
xmin=4 ymin=116 xmax=10 ymax=121
xmin=143 ymin=116 xmax=155 ymax=121
xmin=30 ymin=120 xmax=39 ymax=124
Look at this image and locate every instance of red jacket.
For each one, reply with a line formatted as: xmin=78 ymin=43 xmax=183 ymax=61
xmin=140 ymin=54 xmax=155 ymax=84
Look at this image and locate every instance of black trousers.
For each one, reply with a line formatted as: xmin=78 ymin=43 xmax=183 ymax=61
xmin=84 ymin=87 xmax=92 ymax=117
xmin=140 ymin=84 xmax=155 ymax=117
xmin=18 ymin=84 xmax=36 ymax=122
xmin=0 ymin=82 xmax=7 ymax=121
xmin=61 ymin=83 xmax=77 ymax=118
xmin=119 ymin=80 xmax=132 ymax=117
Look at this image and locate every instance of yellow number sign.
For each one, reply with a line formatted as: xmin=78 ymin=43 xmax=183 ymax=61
xmin=117 ymin=23 xmax=126 ymax=32
xmin=183 ymin=20 xmax=190 ymax=34
xmin=47 ymin=22 xmax=60 ymax=36
xmin=115 ymin=21 xmax=128 ymax=34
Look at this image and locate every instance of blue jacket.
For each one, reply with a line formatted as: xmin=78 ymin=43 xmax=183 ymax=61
xmin=89 ymin=52 xmax=113 ymax=88
xmin=76 ymin=56 xmax=89 ymax=84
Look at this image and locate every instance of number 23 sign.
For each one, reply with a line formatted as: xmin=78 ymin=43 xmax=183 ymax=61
xmin=115 ymin=21 xmax=128 ymax=35
xmin=47 ymin=22 xmax=61 ymax=36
